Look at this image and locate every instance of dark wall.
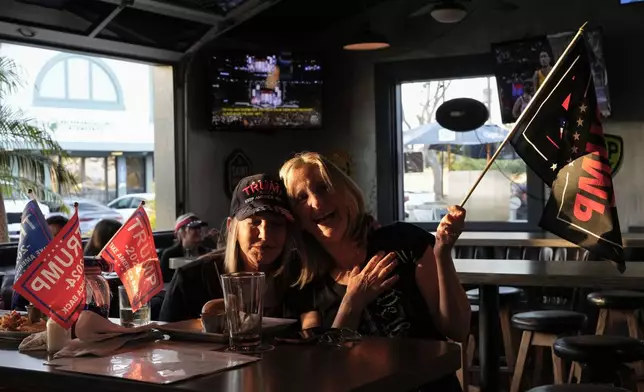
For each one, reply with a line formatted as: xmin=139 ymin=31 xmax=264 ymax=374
xmin=183 ymin=37 xmax=354 ymax=228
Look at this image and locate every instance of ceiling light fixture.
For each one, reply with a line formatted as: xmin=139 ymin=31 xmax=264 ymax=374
xmin=431 ymin=2 xmax=467 ymax=24
xmin=343 ymin=23 xmax=390 ymax=51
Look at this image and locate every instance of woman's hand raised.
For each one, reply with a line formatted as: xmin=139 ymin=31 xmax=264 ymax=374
xmin=344 ymin=252 xmax=399 ymax=310
xmin=435 ymin=205 xmax=466 ymax=254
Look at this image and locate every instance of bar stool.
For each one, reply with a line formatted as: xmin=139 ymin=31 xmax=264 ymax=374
xmin=553 ymin=335 xmax=644 ymax=386
xmin=586 ymin=290 xmax=644 ymax=390
xmin=510 ymin=310 xmax=587 ymax=392
xmin=587 ymin=290 xmax=644 ymax=337
xmin=467 ymin=286 xmax=523 ymax=372
xmin=527 ymin=386 xmax=630 ymax=392
xmin=456 ymin=305 xmax=478 ymax=392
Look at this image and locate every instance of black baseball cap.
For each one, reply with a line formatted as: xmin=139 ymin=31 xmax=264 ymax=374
xmin=230 ymin=174 xmax=294 ymax=221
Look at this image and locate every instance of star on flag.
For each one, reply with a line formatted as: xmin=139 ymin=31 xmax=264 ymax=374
xmin=579 ymin=103 xmax=587 ymax=113
xmin=550 ymin=163 xmax=557 ymax=171
xmin=576 ymin=118 xmax=584 ymax=127
xmin=573 ymin=131 xmax=580 ymax=140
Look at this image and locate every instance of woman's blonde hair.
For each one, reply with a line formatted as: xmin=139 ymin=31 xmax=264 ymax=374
xmin=222 ymin=215 xmax=310 ymax=288
xmin=279 ymin=152 xmax=374 ymax=283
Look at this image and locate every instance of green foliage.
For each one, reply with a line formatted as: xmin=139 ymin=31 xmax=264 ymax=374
xmin=146 ymin=199 xmax=157 ymax=230
xmin=0 ymin=57 xmax=76 ymax=204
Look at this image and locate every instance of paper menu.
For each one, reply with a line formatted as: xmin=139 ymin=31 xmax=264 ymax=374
xmin=55 ymin=346 xmax=260 ymax=384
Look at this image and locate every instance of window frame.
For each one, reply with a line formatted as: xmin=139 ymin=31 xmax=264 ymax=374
xmin=33 ymin=53 xmax=125 ymax=110
xmin=374 ymin=53 xmax=544 ymax=232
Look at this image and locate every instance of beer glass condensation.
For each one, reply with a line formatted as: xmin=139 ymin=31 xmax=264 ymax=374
xmin=221 ymin=272 xmax=265 ymax=351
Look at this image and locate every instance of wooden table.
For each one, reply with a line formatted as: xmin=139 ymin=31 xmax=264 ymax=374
xmin=457 ymin=231 xmax=644 ymax=248
xmin=0 ymin=338 xmax=460 ymax=392
xmin=455 ymin=259 xmax=644 ymax=392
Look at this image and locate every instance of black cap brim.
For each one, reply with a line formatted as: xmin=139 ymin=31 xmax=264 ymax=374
xmin=185 ymin=220 xmax=208 ymax=229
xmin=235 ymin=204 xmax=294 ymax=222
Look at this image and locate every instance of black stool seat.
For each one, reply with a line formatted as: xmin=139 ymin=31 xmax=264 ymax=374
xmin=528 ymin=385 xmax=630 ymax=392
xmin=467 ymin=286 xmax=523 ymax=306
xmin=512 ymin=310 xmax=587 ymax=334
xmin=553 ymin=335 xmax=644 ymax=364
xmin=587 ymin=290 xmax=644 ymax=310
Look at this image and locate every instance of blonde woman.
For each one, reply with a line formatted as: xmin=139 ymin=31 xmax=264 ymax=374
xmin=159 ymin=174 xmax=316 ymax=326
xmin=279 ymin=152 xmax=470 ymax=344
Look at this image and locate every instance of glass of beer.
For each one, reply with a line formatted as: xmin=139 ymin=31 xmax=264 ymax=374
xmin=221 ymin=272 xmax=265 ymax=352
xmin=118 ymin=285 xmax=151 ymax=327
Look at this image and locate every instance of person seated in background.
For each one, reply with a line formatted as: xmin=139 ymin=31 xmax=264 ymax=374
xmin=159 ymin=174 xmax=317 ymax=327
xmin=279 ymin=152 xmax=470 ymax=391
xmin=159 ymin=213 xmax=211 ymax=283
xmin=46 ymin=215 xmax=68 ymax=237
xmin=84 ymin=219 xmax=122 ymax=257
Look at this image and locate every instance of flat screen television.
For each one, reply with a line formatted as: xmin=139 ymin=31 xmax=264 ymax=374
xmin=491 ymin=28 xmax=610 ymax=124
xmin=210 ymin=51 xmax=323 ymax=130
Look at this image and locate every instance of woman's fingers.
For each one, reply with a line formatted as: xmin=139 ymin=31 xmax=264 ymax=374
xmin=380 ymin=275 xmax=399 ymax=291
xmin=362 ymin=251 xmax=384 ymax=275
xmin=373 ymin=252 xmax=396 ymax=274
xmin=376 ymin=257 xmax=398 ymax=280
xmin=349 ymin=265 xmax=361 ymax=278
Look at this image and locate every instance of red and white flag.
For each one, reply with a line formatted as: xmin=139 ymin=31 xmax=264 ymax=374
xmin=99 ymin=204 xmax=162 ymax=312
xmin=13 ymin=209 xmax=85 ymax=329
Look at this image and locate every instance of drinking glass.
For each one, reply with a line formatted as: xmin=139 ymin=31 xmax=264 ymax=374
xmin=221 ymin=272 xmax=265 ymax=352
xmin=118 ymin=285 xmax=151 ymax=327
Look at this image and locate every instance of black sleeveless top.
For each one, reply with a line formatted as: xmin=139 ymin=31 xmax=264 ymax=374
xmin=310 ymin=222 xmax=445 ymax=340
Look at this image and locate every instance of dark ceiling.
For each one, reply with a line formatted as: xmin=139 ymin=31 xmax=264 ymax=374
xmin=0 ymin=0 xmax=392 ymax=63
xmin=226 ymin=0 xmax=391 ymax=40
xmin=0 ymin=0 xmax=283 ymax=63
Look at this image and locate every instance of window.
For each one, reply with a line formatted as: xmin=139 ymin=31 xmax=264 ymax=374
xmin=33 ymin=54 xmax=125 ymax=110
xmin=400 ymin=76 xmax=527 ymax=223
xmin=126 ymin=157 xmax=145 ymax=194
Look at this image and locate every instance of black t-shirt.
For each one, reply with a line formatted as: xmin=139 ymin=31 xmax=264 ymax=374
xmin=309 ymin=222 xmax=462 ymax=391
xmin=311 ymin=222 xmax=445 ymax=340
xmin=159 ymin=249 xmax=315 ymax=323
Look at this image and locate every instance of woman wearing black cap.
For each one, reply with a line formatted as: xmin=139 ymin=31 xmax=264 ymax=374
xmin=159 ymin=174 xmax=317 ymax=327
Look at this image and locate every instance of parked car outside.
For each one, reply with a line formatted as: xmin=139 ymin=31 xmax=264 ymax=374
xmin=5 ymin=199 xmax=51 ymax=242
xmin=49 ymin=199 xmax=123 ymax=237
xmin=107 ymin=193 xmax=155 ymax=222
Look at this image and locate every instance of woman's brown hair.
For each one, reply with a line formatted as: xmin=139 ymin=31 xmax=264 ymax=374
xmin=279 ymin=152 xmax=375 ymax=283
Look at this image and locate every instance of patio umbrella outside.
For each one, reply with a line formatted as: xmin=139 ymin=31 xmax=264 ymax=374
xmin=403 ymin=123 xmax=509 ymax=146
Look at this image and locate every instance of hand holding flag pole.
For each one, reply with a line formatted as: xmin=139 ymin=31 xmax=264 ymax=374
xmin=458 ymin=22 xmax=588 ymax=207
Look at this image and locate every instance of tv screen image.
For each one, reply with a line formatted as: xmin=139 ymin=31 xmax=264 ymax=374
xmin=210 ymin=52 xmax=322 ymax=130
xmin=491 ymin=28 xmax=610 ymax=124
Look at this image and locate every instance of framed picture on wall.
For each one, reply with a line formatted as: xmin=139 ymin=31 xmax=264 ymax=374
xmin=224 ymin=150 xmax=252 ymax=198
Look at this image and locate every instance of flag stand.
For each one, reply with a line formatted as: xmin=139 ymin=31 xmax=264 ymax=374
xmin=458 ymin=22 xmax=588 ymax=207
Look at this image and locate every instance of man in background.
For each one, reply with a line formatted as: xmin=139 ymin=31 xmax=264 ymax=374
xmin=159 ymin=213 xmax=213 ymax=283
xmin=532 ymin=51 xmax=553 ymax=94
xmin=46 ymin=215 xmax=68 ymax=237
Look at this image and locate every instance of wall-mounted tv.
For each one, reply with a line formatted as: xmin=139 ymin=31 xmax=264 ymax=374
xmin=491 ymin=28 xmax=610 ymax=124
xmin=210 ymin=51 xmax=323 ymax=130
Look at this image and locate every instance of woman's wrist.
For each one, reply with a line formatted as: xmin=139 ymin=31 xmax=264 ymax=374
xmin=332 ymin=295 xmax=364 ymax=330
xmin=434 ymin=243 xmax=453 ymax=257
xmin=341 ymin=293 xmax=365 ymax=314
